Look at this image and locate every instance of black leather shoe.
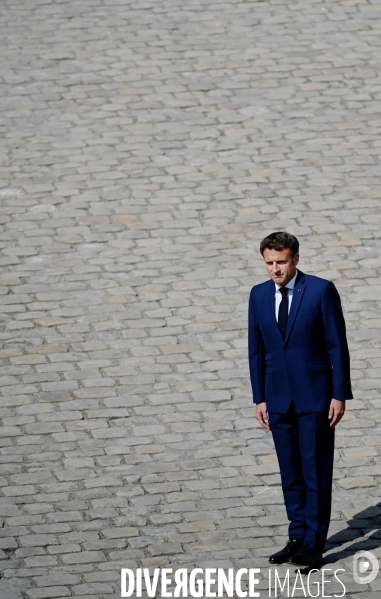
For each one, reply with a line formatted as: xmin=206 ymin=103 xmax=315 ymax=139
xmin=269 ymin=538 xmax=304 ymax=564
xmin=287 ymin=544 xmax=322 ymax=567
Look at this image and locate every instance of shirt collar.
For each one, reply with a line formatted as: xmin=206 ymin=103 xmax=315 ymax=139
xmin=275 ymin=269 xmax=298 ymax=292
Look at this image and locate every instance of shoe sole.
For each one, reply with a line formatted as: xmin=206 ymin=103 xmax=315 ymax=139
xmin=269 ymin=552 xmax=302 ymax=565
xmin=286 ymin=558 xmax=322 ymax=567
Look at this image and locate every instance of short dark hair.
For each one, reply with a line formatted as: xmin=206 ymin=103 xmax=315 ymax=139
xmin=260 ymin=232 xmax=299 ymax=257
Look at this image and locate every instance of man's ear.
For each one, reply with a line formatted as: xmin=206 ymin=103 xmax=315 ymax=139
xmin=293 ymin=253 xmax=300 ymax=266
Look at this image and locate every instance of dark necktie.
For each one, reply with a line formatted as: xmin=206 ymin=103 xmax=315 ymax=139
xmin=278 ymin=287 xmax=289 ymax=339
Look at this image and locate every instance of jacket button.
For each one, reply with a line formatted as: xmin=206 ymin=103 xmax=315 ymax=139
xmin=284 ymin=346 xmax=289 ymax=351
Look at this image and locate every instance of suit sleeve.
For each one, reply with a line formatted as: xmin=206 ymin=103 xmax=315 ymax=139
xmin=248 ymin=288 xmax=266 ymax=404
xmin=321 ymin=281 xmax=353 ymax=400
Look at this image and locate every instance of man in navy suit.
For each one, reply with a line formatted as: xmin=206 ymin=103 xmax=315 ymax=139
xmin=248 ymin=232 xmax=352 ymax=567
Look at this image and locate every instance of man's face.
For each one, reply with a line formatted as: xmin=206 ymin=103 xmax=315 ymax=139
xmin=262 ymin=247 xmax=299 ymax=287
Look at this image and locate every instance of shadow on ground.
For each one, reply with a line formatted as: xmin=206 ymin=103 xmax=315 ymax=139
xmin=325 ymin=503 xmax=381 ymax=564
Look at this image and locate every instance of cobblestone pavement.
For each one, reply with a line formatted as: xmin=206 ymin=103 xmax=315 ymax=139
xmin=0 ymin=0 xmax=381 ymax=597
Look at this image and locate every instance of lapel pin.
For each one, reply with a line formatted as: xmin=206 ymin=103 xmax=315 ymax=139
xmin=297 ymin=289 xmax=301 ymax=291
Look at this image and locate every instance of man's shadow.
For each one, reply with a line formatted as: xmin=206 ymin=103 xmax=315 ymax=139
xmin=323 ymin=502 xmax=381 ymax=564
xmin=295 ymin=503 xmax=381 ymax=575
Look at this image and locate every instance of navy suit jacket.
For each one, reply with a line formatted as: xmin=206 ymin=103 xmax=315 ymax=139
xmin=248 ymin=270 xmax=353 ymax=413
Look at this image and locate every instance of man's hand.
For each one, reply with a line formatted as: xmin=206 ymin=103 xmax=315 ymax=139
xmin=328 ymin=399 xmax=345 ymax=428
xmin=256 ymin=402 xmax=270 ymax=430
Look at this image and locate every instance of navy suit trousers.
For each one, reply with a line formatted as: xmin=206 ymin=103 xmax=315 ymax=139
xmin=268 ymin=402 xmax=335 ymax=552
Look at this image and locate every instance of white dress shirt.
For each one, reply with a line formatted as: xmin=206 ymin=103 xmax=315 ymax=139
xmin=275 ymin=270 xmax=298 ymax=321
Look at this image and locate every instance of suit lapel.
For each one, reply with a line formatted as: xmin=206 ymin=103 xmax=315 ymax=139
xmin=284 ymin=270 xmax=306 ymax=343
xmin=266 ymin=279 xmax=281 ymax=334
